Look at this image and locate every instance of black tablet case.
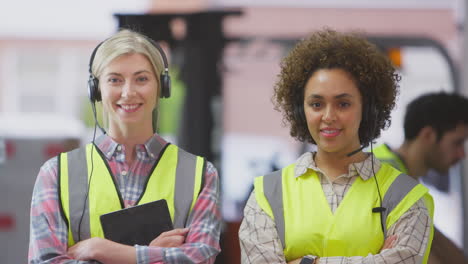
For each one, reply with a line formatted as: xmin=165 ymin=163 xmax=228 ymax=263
xmin=100 ymin=199 xmax=174 ymax=246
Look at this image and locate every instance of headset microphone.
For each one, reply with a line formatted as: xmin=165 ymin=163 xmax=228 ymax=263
xmin=346 ymin=146 xmax=365 ymax=157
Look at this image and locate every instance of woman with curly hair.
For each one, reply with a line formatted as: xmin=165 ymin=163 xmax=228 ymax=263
xmin=239 ymin=29 xmax=434 ymax=264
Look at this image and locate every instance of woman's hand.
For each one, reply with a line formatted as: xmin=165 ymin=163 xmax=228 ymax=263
xmin=381 ymin=234 xmax=398 ymax=252
xmin=149 ymin=228 xmax=189 ymax=248
xmin=68 ymin=237 xmax=107 ymax=261
xmin=68 ymin=237 xmax=137 ymax=264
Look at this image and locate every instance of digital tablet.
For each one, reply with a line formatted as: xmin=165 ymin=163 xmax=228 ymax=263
xmin=100 ymin=199 xmax=173 ymax=246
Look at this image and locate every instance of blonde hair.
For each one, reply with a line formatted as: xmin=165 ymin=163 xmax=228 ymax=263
xmin=91 ymin=29 xmax=165 ymax=91
xmin=91 ymin=29 xmax=166 ymax=132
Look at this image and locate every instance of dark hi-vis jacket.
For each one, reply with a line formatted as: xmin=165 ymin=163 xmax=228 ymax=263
xmin=254 ymin=162 xmax=434 ymax=263
xmin=58 ymin=143 xmax=205 ymax=247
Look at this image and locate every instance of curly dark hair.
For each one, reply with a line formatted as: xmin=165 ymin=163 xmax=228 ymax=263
xmin=273 ymin=29 xmax=400 ymax=146
xmin=404 ymin=92 xmax=468 ymax=141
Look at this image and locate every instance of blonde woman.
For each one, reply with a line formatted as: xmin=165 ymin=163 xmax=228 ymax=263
xmin=29 ymin=29 xmax=221 ymax=264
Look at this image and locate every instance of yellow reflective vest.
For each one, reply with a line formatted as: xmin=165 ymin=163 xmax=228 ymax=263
xmin=58 ymin=143 xmax=205 ymax=246
xmin=373 ymin=144 xmax=408 ymax=174
xmin=254 ymin=162 xmax=434 ymax=262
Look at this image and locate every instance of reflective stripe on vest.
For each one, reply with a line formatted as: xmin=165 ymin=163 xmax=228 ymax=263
xmin=255 ymin=162 xmax=433 ymax=261
xmin=58 ymin=143 xmax=204 ymax=246
xmin=373 ymin=144 xmax=435 ymax=263
xmin=373 ymin=144 xmax=408 ymax=174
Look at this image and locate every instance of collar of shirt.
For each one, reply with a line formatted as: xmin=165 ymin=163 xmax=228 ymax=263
xmin=293 ymin=151 xmax=382 ymax=181
xmin=93 ymin=133 xmax=169 ymax=161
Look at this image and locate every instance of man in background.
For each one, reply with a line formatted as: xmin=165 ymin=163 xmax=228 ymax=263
xmin=374 ymin=91 xmax=468 ymax=264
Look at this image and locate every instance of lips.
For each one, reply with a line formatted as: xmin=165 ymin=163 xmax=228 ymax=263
xmin=118 ymin=103 xmax=142 ymax=113
xmin=320 ymin=128 xmax=341 ymax=138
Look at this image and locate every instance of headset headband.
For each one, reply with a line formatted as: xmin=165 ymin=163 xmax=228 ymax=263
xmin=88 ymin=36 xmax=169 ymax=78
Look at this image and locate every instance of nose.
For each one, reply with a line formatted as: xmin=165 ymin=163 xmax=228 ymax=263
xmin=322 ymin=106 xmax=336 ymax=123
xmin=121 ymin=81 xmax=136 ymax=98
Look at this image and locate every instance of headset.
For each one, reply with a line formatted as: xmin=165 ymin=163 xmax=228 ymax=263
xmin=294 ymin=103 xmax=307 ymax=130
xmin=87 ymin=36 xmax=172 ymax=103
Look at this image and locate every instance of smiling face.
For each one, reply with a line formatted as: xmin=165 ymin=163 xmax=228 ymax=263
xmin=303 ymin=68 xmax=363 ymax=156
xmin=99 ymin=53 xmax=158 ymax=135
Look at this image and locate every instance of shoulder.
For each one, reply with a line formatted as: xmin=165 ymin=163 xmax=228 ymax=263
xmin=380 ymin=164 xmax=419 ymax=187
xmin=169 ymin=144 xmax=217 ymax=174
xmin=205 ymin=161 xmax=217 ymax=174
xmin=260 ymin=169 xmax=283 ymax=182
xmin=203 ymin=161 xmax=219 ymax=188
xmin=35 ymin=145 xmax=86 ymax=187
xmin=244 ymin=190 xmax=263 ymax=213
xmin=32 ymin=156 xmax=60 ymax=197
xmin=42 ymin=155 xmax=59 ymax=169
xmin=377 ymin=162 xmax=412 ymax=182
xmin=168 ymin=144 xmax=202 ymax=162
xmin=38 ymin=156 xmax=59 ymax=179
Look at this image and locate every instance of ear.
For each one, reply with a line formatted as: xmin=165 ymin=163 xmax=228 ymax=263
xmin=419 ymin=126 xmax=437 ymax=144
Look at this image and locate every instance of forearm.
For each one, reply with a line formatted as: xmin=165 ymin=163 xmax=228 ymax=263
xmin=314 ymin=247 xmax=423 ymax=264
xmin=137 ymin=162 xmax=221 ymax=264
xmin=239 ymin=193 xmax=287 ymax=264
xmin=136 ymin=221 xmax=221 ymax=263
xmin=95 ymin=240 xmax=137 ymax=264
xmin=240 ymin=240 xmax=286 ymax=264
xmin=137 ymin=242 xmax=219 ymax=264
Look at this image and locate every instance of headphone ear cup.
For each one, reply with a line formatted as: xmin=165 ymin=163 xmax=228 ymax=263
xmin=360 ymin=99 xmax=377 ymax=147
xmin=88 ymin=76 xmax=101 ymax=102
xmin=160 ymin=73 xmax=171 ymax=98
xmin=294 ymin=103 xmax=306 ymax=126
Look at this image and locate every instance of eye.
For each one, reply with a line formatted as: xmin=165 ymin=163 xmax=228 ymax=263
xmin=136 ymin=76 xmax=149 ymax=82
xmin=107 ymin=77 xmax=122 ymax=84
xmin=339 ymin=102 xmax=351 ymax=108
xmin=308 ymin=102 xmax=322 ymax=108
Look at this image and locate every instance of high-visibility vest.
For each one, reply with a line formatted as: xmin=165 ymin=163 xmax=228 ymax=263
xmin=373 ymin=144 xmax=408 ymax=174
xmin=254 ymin=162 xmax=434 ymax=262
xmin=58 ymin=143 xmax=205 ymax=247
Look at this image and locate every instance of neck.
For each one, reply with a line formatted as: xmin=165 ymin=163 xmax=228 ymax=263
xmin=315 ymin=147 xmax=368 ymax=181
xmin=108 ymin=124 xmax=154 ymax=164
xmin=396 ymin=141 xmax=428 ymax=179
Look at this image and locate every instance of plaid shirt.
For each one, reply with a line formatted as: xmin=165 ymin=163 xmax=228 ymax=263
xmin=29 ymin=133 xmax=221 ymax=264
xmin=239 ymin=152 xmax=431 ymax=264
